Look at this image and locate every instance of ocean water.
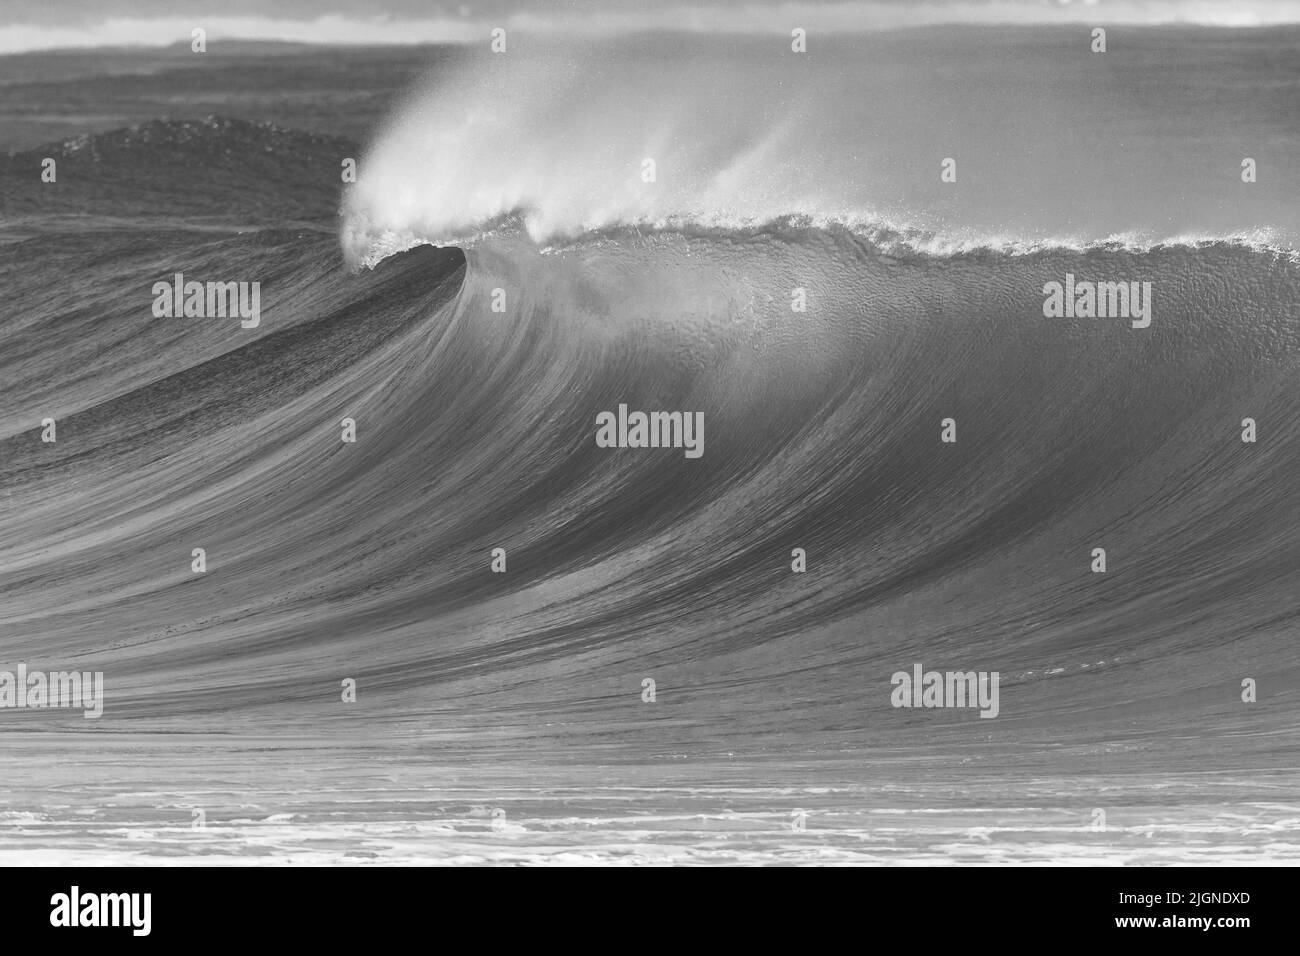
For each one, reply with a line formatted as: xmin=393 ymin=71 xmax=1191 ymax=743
xmin=1 ymin=29 xmax=1299 ymax=864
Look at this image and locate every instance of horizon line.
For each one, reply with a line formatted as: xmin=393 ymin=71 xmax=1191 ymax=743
xmin=5 ymin=4 xmax=1300 ymax=55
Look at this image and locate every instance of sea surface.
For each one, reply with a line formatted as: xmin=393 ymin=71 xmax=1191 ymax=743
xmin=1 ymin=31 xmax=1298 ymax=864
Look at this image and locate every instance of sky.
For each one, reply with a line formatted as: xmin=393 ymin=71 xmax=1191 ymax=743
xmin=2 ymin=0 xmax=1299 ymax=53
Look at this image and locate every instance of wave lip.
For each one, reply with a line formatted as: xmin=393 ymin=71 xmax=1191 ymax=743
xmin=341 ymin=206 xmax=1300 ymax=270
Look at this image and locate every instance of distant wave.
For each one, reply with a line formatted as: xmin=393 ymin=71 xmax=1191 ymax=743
xmin=7 ymin=2 xmax=1300 ymax=54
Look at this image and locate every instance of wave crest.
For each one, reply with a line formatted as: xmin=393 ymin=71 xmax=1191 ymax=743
xmin=340 ymin=31 xmax=1300 ymax=267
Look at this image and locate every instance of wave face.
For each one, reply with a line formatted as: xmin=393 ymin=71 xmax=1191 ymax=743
xmin=396 ymin=223 xmax=1300 ymax=760
xmin=3 ymin=113 xmax=1299 ymax=775
xmin=337 ymin=29 xmax=1300 ymax=764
